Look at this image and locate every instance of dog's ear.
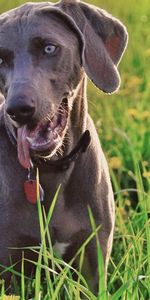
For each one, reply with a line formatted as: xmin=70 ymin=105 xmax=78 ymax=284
xmin=60 ymin=0 xmax=128 ymax=93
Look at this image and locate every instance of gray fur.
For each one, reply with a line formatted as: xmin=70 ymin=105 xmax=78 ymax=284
xmin=0 ymin=0 xmax=128 ymax=292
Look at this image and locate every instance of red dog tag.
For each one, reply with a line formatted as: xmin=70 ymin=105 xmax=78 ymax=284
xmin=24 ymin=180 xmax=44 ymax=204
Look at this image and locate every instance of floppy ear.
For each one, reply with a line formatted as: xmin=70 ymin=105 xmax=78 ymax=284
xmin=60 ymin=0 xmax=128 ymax=93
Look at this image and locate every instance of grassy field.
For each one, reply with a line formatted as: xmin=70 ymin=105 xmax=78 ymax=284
xmin=0 ymin=0 xmax=150 ymax=299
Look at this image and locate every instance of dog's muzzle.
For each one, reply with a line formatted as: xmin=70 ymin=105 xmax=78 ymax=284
xmin=5 ymin=98 xmax=69 ymax=169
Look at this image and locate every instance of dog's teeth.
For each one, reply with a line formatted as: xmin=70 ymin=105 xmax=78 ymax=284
xmin=26 ymin=137 xmax=34 ymax=144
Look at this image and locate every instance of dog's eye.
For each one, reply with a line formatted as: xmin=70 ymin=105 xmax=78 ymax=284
xmin=44 ymin=44 xmax=57 ymax=55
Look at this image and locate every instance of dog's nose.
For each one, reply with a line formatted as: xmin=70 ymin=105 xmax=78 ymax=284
xmin=6 ymin=96 xmax=35 ymax=125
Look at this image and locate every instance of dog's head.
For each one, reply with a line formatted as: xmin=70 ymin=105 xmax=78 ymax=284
xmin=0 ymin=0 xmax=128 ymax=169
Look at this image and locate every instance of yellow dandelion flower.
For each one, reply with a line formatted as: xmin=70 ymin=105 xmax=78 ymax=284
xmin=141 ymin=111 xmax=150 ymax=120
xmin=117 ymin=88 xmax=130 ymax=96
xmin=124 ymin=199 xmax=131 ymax=207
xmin=109 ymin=156 xmax=122 ymax=170
xmin=122 ymin=190 xmax=129 ymax=196
xmin=128 ymin=108 xmax=139 ymax=118
xmin=143 ymin=161 xmax=149 ymax=167
xmin=143 ymin=171 xmax=150 ymax=178
xmin=117 ymin=207 xmax=127 ymax=219
xmin=127 ymin=76 xmax=142 ymax=89
xmin=105 ymin=134 xmax=112 ymax=141
xmin=145 ymin=48 xmax=150 ymax=57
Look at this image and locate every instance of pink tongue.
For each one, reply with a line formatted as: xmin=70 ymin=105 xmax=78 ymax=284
xmin=17 ymin=126 xmax=31 ymax=169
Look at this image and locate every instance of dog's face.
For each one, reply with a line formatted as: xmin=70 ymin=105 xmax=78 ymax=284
xmin=0 ymin=5 xmax=83 ymax=168
xmin=0 ymin=1 xmax=128 ymax=169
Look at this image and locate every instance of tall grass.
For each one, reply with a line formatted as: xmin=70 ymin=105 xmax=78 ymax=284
xmin=0 ymin=0 xmax=150 ymax=299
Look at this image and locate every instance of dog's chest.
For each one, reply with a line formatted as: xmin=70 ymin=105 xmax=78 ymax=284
xmin=50 ymin=199 xmax=82 ymax=239
xmin=43 ymin=192 xmax=86 ymax=246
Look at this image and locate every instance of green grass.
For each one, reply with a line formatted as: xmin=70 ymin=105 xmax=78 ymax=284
xmin=0 ymin=0 xmax=150 ymax=299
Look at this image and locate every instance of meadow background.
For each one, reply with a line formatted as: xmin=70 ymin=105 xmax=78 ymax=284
xmin=0 ymin=0 xmax=150 ymax=299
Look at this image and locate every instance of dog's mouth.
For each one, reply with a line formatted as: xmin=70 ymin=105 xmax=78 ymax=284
xmin=17 ymin=98 xmax=69 ymax=169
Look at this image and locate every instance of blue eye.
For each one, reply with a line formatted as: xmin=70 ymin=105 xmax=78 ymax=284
xmin=44 ymin=44 xmax=57 ymax=55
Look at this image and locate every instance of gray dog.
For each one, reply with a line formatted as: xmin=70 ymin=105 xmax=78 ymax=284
xmin=0 ymin=0 xmax=128 ymax=291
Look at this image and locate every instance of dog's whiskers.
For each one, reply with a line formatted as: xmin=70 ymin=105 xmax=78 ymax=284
xmin=58 ymin=106 xmax=68 ymax=115
xmin=57 ymin=147 xmax=64 ymax=157
xmin=43 ymin=102 xmax=68 ymax=124
xmin=46 ymin=116 xmax=52 ymax=122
